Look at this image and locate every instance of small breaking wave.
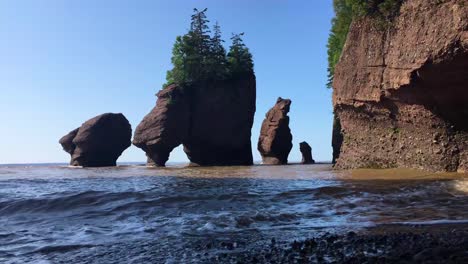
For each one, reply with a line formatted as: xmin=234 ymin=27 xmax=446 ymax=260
xmin=392 ymin=219 xmax=468 ymax=226
xmin=32 ymin=244 xmax=95 ymax=254
xmin=0 ymin=191 xmax=145 ymax=215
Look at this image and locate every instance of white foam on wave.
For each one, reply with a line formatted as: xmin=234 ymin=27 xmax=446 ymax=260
xmin=453 ymin=179 xmax=468 ymax=194
xmin=197 ymin=222 xmax=217 ymax=232
xmin=394 ymin=219 xmax=468 ymax=225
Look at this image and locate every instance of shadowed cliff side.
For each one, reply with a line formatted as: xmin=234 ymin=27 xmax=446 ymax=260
xmin=133 ymin=72 xmax=256 ymax=166
xmin=332 ymin=0 xmax=467 ymax=172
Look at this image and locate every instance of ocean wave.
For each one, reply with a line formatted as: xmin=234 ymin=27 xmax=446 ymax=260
xmin=32 ymin=244 xmax=95 ymax=254
xmin=0 ymin=191 xmax=145 ymax=215
xmin=392 ymin=219 xmax=468 ymax=225
xmin=275 ymin=185 xmax=350 ymax=199
xmin=452 ymin=180 xmax=468 ymax=194
xmin=0 ymin=190 xmax=251 ymax=216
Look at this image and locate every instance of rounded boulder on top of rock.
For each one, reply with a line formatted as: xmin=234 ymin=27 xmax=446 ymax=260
xmin=299 ymin=141 xmax=315 ymax=164
xmin=59 ymin=113 xmax=132 ymax=167
xmin=258 ymin=97 xmax=293 ymax=165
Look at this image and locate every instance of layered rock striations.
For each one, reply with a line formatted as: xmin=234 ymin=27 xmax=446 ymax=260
xmin=59 ymin=113 xmax=132 ymax=167
xmin=299 ymin=141 xmax=315 ymax=164
xmin=332 ymin=0 xmax=467 ymax=172
xmin=133 ymin=73 xmax=256 ymax=166
xmin=258 ymin=98 xmax=293 ymax=165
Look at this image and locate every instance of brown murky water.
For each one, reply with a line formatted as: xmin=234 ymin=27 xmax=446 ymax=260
xmin=0 ymin=164 xmax=467 ymax=263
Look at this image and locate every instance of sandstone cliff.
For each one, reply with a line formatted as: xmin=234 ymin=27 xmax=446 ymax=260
xmin=134 ymin=73 xmax=256 ymax=166
xmin=332 ymin=0 xmax=467 ymax=172
xmin=299 ymin=141 xmax=315 ymax=164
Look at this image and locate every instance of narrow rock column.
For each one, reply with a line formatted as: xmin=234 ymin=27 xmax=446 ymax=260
xmin=299 ymin=142 xmax=315 ymax=164
xmin=257 ymin=97 xmax=293 ymax=165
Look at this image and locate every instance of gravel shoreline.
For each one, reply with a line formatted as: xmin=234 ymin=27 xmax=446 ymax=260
xmin=8 ymin=224 xmax=468 ymax=263
xmin=212 ymin=224 xmax=468 ymax=263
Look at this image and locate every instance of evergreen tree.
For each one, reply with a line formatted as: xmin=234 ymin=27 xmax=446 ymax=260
xmin=207 ymin=21 xmax=228 ymax=79
xmin=165 ymin=8 xmax=211 ymax=86
xmin=326 ymin=0 xmax=353 ymax=88
xmin=188 ymin=8 xmax=211 ymax=80
xmin=227 ymin=33 xmax=254 ymax=75
xmin=165 ymin=36 xmax=187 ymax=86
xmin=164 ymin=8 xmax=254 ymax=87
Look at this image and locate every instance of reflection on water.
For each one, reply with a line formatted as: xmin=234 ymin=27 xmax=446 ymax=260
xmin=0 ymin=164 xmax=467 ymax=263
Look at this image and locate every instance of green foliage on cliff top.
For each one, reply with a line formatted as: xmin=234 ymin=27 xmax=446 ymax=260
xmin=327 ymin=0 xmax=403 ymax=88
xmin=164 ymin=8 xmax=254 ymax=88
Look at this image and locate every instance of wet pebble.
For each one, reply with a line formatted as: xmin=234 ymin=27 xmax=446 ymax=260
xmin=214 ymin=229 xmax=468 ymax=263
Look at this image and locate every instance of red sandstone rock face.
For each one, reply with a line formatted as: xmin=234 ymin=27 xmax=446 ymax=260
xmin=258 ymin=97 xmax=293 ymax=165
xmin=332 ymin=0 xmax=467 ymax=172
xmin=133 ymin=85 xmax=190 ymax=166
xmin=59 ymin=113 xmax=132 ymax=167
xmin=299 ymin=141 xmax=315 ymax=164
xmin=133 ymin=73 xmax=256 ymax=166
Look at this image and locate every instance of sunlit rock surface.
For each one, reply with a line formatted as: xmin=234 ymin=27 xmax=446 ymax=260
xmin=332 ymin=0 xmax=467 ymax=172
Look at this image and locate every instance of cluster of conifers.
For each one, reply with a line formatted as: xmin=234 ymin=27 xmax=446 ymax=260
xmin=164 ymin=8 xmax=254 ymax=87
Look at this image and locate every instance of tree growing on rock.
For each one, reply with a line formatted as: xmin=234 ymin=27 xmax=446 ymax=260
xmin=227 ymin=33 xmax=254 ymax=76
xmin=207 ymin=21 xmax=228 ymax=79
xmin=188 ymin=8 xmax=212 ymax=80
xmin=164 ymin=8 xmax=253 ymax=87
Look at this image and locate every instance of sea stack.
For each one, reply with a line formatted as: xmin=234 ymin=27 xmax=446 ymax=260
xmin=258 ymin=97 xmax=293 ymax=165
xmin=133 ymin=85 xmax=190 ymax=166
xmin=59 ymin=113 xmax=132 ymax=167
xmin=299 ymin=142 xmax=315 ymax=164
xmin=133 ymin=73 xmax=256 ymax=166
xmin=332 ymin=0 xmax=467 ymax=172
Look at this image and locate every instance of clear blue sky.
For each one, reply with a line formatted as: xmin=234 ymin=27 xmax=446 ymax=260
xmin=0 ymin=0 xmax=334 ymax=164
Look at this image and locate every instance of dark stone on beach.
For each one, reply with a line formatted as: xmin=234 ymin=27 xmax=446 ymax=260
xmin=299 ymin=141 xmax=315 ymax=164
xmin=59 ymin=113 xmax=132 ymax=167
xmin=214 ymin=228 xmax=468 ymax=263
xmin=258 ymin=97 xmax=293 ymax=165
xmin=133 ymin=73 xmax=256 ymax=166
